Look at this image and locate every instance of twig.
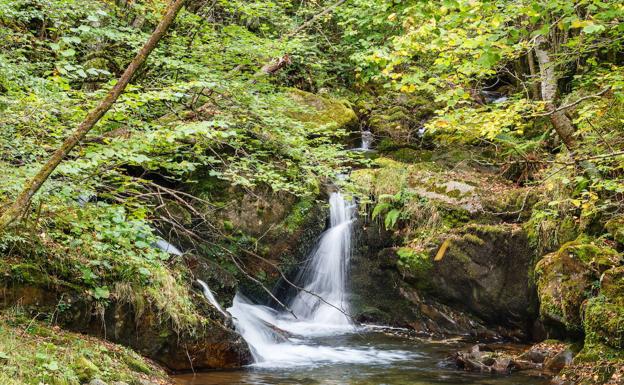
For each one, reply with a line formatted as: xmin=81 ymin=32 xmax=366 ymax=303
xmin=534 ymin=87 xmax=611 ymax=116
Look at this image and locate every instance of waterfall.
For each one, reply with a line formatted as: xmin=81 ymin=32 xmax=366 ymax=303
xmin=196 ymin=279 xmax=228 ymax=318
xmin=200 ymin=191 xmax=409 ymax=368
xmin=287 ymin=192 xmax=354 ymax=327
xmin=361 ymin=130 xmax=373 ymax=150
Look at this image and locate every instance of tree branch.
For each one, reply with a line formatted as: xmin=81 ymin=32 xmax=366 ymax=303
xmin=0 ymin=0 xmax=187 ymax=230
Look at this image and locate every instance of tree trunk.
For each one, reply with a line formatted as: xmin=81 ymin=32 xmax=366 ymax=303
xmin=534 ymin=34 xmax=577 ymax=150
xmin=527 ymin=49 xmax=540 ymax=100
xmin=0 ymin=0 xmax=187 ymax=230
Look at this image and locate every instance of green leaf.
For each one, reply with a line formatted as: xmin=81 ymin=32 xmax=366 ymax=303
xmin=372 ymin=202 xmax=392 ymax=219
xmin=93 ymin=286 xmax=110 ymax=300
xmin=384 ymin=209 xmax=401 ymax=229
xmin=60 ymin=49 xmax=76 ymax=57
xmin=582 ymin=23 xmax=606 ymax=34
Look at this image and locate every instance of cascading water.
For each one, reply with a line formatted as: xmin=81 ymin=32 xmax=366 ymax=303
xmin=218 ymin=191 xmax=410 ymax=367
xmin=287 ymin=192 xmax=354 ymax=328
xmin=196 ymin=279 xmax=228 ymax=318
xmin=361 ymin=130 xmax=373 ymax=150
xmin=196 ymin=190 xmax=411 ymax=368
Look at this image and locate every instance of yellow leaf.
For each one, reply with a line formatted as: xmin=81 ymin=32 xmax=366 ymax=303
xmin=434 ymin=239 xmax=451 ymax=261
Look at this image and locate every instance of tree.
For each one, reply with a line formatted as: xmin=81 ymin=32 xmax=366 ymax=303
xmin=0 ymin=0 xmax=187 ymax=230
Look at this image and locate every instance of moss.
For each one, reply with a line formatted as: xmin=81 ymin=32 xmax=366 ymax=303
xmin=574 ymin=342 xmax=624 ymax=363
xmin=285 ymin=88 xmax=358 ymax=129
xmin=605 ymin=216 xmax=624 ymax=245
xmin=439 ymin=206 xmax=470 ymax=229
xmin=557 ymin=239 xmax=620 ymax=272
xmin=73 ymin=356 xmax=100 ymax=382
xmin=388 ymin=148 xmax=432 ymax=163
xmin=0 ymin=313 xmax=166 ymax=385
xmin=584 ymin=297 xmax=624 ymax=349
xmin=535 ymin=248 xmax=593 ymax=333
xmin=280 ymin=197 xmax=316 ymax=234
xmin=601 ymin=266 xmax=624 ymax=305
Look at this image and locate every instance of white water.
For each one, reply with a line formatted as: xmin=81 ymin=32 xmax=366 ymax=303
xmin=197 ymin=279 xmax=229 ymax=318
xmin=152 ymin=238 xmax=183 ymax=256
xmin=361 ymin=130 xmax=373 ymax=150
xmin=220 ymin=191 xmax=412 ymax=368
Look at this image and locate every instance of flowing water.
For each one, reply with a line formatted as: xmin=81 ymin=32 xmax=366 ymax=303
xmin=197 ymin=279 xmax=229 ymax=318
xmin=178 ymin=192 xmax=549 ymax=385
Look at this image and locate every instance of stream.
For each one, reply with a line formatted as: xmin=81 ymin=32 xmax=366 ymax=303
xmin=175 ymin=143 xmax=550 ymax=385
xmin=174 ymin=331 xmax=550 ymax=385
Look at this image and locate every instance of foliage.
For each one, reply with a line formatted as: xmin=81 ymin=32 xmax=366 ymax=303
xmin=0 ymin=309 xmax=165 ymax=385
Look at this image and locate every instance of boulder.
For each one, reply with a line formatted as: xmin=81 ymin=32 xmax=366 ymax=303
xmin=535 ymin=241 xmax=620 ymax=335
xmin=583 ymin=266 xmax=624 ymax=350
xmin=428 ymin=224 xmax=538 ymax=331
xmin=544 ymin=349 xmax=574 ymax=373
xmin=285 ymin=88 xmax=358 ymax=130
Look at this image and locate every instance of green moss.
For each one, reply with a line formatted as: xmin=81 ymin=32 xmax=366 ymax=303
xmin=280 ymin=197 xmax=316 ymax=234
xmin=601 ymin=266 xmax=624 ymax=305
xmin=605 ymin=216 xmax=624 ymax=245
xmin=0 ymin=313 xmax=166 ymax=385
xmin=574 ymin=342 xmax=624 ymax=363
xmin=388 ymin=148 xmax=431 ymax=163
xmin=584 ymin=297 xmax=624 ymax=349
xmin=73 ymin=356 xmax=100 ymax=382
xmin=285 ymin=88 xmax=357 ymax=128
xmin=557 ymin=239 xmax=620 ymax=271
xmin=535 ymin=248 xmax=593 ymax=333
xmin=440 ymin=206 xmax=470 ymax=228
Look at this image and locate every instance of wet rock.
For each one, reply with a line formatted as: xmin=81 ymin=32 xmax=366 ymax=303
xmin=88 ymin=379 xmax=107 ymax=385
xmin=510 ymin=359 xmax=540 ymax=371
xmin=453 ymin=341 xmax=574 ymax=377
xmin=544 ymin=349 xmax=574 ymax=373
xmin=492 ymin=357 xmax=512 ymax=374
xmin=454 ymin=344 xmax=510 ymax=374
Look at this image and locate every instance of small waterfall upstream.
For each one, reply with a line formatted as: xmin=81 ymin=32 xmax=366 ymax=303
xmin=198 ymin=191 xmax=411 ymax=368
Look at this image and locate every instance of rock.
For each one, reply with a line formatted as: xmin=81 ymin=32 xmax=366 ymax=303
xmin=544 ymin=349 xmax=574 ymax=373
xmin=88 ymin=379 xmax=107 ymax=385
xmin=110 ymin=382 xmax=129 ymax=385
xmin=428 ymin=224 xmax=538 ymax=330
xmin=510 ymin=359 xmax=540 ymax=371
xmin=492 ymin=357 xmax=512 ymax=374
xmin=73 ymin=356 xmax=100 ymax=382
xmin=535 ymin=244 xmax=595 ymax=334
xmin=605 ymin=216 xmax=624 ymax=246
xmin=583 ymin=266 xmax=624 ymax=350
xmin=455 ymin=351 xmax=491 ymax=373
xmin=285 ymin=88 xmax=358 ymax=130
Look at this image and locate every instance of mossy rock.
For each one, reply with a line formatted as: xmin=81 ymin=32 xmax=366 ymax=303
xmin=600 ymin=266 xmax=624 ymax=305
xmin=535 ymin=249 xmax=593 ymax=334
xmin=428 ymin=224 xmax=537 ymax=328
xmin=73 ymin=356 xmax=100 ymax=382
xmin=606 ymin=216 xmax=624 ymax=245
xmin=558 ymin=240 xmax=621 ymax=272
xmin=286 ymin=88 xmax=357 ymax=129
xmin=584 ymin=297 xmax=624 ymax=349
xmin=582 ymin=266 xmax=624 ymax=350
